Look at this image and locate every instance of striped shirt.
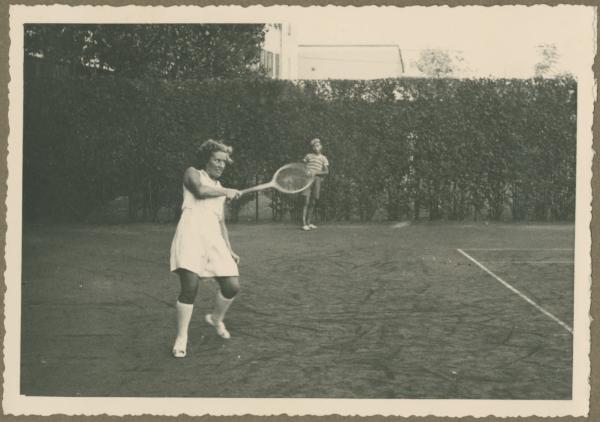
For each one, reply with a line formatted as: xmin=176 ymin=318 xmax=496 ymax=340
xmin=304 ymin=153 xmax=329 ymax=175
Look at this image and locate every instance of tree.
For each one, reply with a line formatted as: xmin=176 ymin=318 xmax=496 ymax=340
xmin=534 ymin=43 xmax=560 ymax=77
xmin=25 ymin=24 xmax=266 ymax=80
xmin=413 ymin=49 xmax=465 ymax=78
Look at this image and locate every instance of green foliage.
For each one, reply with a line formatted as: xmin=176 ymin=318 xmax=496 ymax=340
xmin=534 ymin=44 xmax=561 ymax=77
xmin=23 ymin=75 xmax=576 ymax=223
xmin=414 ymin=49 xmax=464 ymax=78
xmin=25 ymin=24 xmax=266 ymax=80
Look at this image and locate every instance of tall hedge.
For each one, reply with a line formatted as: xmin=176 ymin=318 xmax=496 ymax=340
xmin=23 ymin=74 xmax=576 ymax=223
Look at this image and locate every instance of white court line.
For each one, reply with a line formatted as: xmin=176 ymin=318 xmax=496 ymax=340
xmin=456 ymin=248 xmax=573 ymax=335
xmin=461 ymin=248 xmax=572 ymax=251
xmin=481 ymin=260 xmax=574 ymax=265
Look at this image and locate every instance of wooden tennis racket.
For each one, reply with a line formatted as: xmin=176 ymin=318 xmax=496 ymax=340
xmin=240 ymin=163 xmax=315 ymax=196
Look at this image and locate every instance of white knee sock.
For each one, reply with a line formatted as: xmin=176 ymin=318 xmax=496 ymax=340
xmin=212 ymin=291 xmax=234 ymax=323
xmin=175 ymin=301 xmax=194 ymax=340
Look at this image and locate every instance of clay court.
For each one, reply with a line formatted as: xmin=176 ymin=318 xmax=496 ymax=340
xmin=20 ymin=221 xmax=574 ymax=399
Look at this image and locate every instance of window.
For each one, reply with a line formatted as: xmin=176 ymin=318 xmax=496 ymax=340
xmin=267 ymin=51 xmax=273 ymax=76
xmin=260 ymin=49 xmax=274 ymax=77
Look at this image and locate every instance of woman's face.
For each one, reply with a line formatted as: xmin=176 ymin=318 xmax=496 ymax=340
xmin=205 ymin=151 xmax=229 ymax=179
xmin=312 ymin=141 xmax=322 ymax=154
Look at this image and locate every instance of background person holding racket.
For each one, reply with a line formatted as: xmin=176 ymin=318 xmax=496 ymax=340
xmin=169 ymin=139 xmax=241 ymax=358
xmin=301 ymin=138 xmax=329 ymax=231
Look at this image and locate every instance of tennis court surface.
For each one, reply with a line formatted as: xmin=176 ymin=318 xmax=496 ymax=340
xmin=21 ymin=222 xmax=574 ymax=399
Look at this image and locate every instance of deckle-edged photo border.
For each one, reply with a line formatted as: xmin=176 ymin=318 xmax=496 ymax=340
xmin=1 ymin=3 xmax=597 ymax=418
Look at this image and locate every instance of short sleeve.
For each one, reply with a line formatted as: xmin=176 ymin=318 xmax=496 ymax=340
xmin=303 ymin=154 xmax=310 ymax=163
xmin=198 ymin=169 xmax=211 ymax=185
xmin=322 ymin=155 xmax=329 ymax=166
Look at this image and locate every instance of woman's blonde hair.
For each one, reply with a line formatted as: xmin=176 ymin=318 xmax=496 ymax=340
xmin=197 ymin=139 xmax=233 ymax=168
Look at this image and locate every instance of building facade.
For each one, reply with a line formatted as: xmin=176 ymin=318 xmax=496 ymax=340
xmin=260 ymin=23 xmax=298 ymax=79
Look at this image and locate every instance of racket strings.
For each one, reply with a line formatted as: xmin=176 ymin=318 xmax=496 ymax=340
xmin=274 ymin=165 xmax=314 ymax=193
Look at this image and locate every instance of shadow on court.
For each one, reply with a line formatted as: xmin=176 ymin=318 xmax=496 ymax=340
xmin=20 ymin=222 xmax=574 ymax=399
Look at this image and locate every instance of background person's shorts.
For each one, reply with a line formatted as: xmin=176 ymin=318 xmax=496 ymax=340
xmin=301 ymin=176 xmax=322 ymax=200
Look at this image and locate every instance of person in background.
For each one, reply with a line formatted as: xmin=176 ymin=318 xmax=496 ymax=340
xmin=301 ymin=138 xmax=329 ymax=231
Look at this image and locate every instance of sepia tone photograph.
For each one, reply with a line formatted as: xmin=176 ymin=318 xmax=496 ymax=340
xmin=3 ymin=3 xmax=596 ymax=418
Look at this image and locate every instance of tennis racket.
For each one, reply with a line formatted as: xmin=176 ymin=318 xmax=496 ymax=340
xmin=240 ymin=163 xmax=315 ymax=196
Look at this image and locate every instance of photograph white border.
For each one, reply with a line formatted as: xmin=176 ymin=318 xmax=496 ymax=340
xmin=4 ymin=4 xmax=596 ymax=417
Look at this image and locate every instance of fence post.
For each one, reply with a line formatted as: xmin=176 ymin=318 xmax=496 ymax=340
xmin=255 ymin=174 xmax=259 ymax=222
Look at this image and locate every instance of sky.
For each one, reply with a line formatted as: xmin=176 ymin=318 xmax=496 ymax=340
xmin=288 ymin=5 xmax=595 ymax=78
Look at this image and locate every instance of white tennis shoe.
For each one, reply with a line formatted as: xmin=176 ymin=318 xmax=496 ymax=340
xmin=172 ymin=336 xmax=187 ymax=358
xmin=308 ymin=224 xmax=318 ymax=229
xmin=302 ymin=225 xmax=311 ymax=231
xmin=205 ymin=314 xmax=231 ymax=339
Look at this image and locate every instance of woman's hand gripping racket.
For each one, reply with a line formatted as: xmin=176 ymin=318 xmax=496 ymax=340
xmin=240 ymin=163 xmax=315 ymax=196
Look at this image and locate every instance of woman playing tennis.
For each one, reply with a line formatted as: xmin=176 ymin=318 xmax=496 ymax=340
xmin=170 ymin=139 xmax=241 ymax=358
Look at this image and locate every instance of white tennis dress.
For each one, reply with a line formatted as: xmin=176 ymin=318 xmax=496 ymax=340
xmin=170 ymin=169 xmax=239 ymax=278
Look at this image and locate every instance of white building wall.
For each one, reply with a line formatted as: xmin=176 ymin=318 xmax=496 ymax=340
xmin=297 ymin=45 xmax=404 ymax=80
xmin=261 ymin=23 xmax=298 ymax=79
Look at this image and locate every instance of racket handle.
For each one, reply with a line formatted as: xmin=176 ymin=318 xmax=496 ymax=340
xmin=240 ymin=182 xmax=275 ymax=195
